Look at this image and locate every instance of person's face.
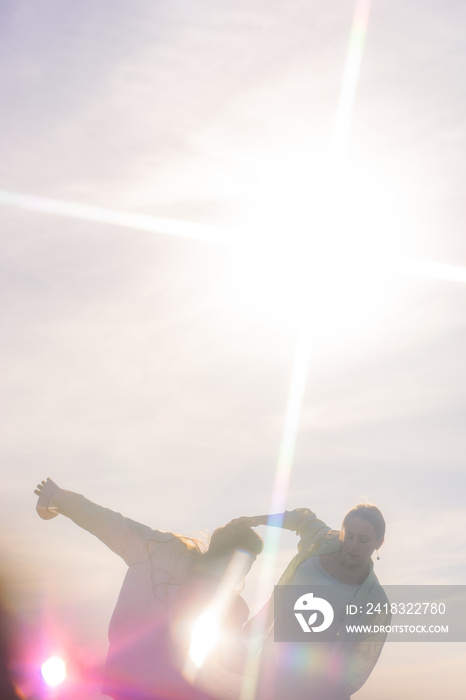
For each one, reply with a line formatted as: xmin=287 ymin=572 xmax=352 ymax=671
xmin=340 ymin=516 xmax=383 ymax=567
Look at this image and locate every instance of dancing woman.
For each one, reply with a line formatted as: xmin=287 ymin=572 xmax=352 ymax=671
xmin=34 ymin=478 xmax=263 ymax=700
xmin=232 ymin=504 xmax=390 ymax=700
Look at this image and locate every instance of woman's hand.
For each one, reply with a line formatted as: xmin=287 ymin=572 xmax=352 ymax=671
xmin=34 ymin=478 xmax=60 ymax=519
xmin=34 ymin=480 xmax=47 ymax=496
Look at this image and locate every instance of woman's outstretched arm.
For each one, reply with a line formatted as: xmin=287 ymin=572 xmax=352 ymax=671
xmin=226 ymin=512 xmax=297 ymax=529
xmin=34 ymin=477 xmax=167 ymax=565
xmin=228 ymin=509 xmax=326 ymax=534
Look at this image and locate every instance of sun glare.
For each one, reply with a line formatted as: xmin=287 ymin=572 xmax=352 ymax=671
xmin=186 ymin=551 xmax=252 ymax=674
xmin=40 ymin=655 xmax=67 ymax=687
xmin=189 ymin=609 xmax=220 ymax=669
xmin=224 ymin=156 xmax=410 ymax=338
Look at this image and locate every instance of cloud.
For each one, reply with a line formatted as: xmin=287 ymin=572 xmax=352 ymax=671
xmin=2 ymin=3 xmax=466 ymax=698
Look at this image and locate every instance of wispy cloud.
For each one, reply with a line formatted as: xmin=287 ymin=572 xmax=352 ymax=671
xmin=2 ymin=2 xmax=466 ymax=698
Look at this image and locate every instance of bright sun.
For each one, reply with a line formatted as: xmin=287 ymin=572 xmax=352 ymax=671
xmin=223 ymin=154 xmax=412 ymax=338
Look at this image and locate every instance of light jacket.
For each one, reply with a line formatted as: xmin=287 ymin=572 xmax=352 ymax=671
xmin=273 ymin=508 xmax=390 ymax=696
xmin=50 ymin=488 xmax=212 ymax=699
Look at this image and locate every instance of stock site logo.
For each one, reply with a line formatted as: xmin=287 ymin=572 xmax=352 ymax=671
xmin=294 ymin=592 xmax=334 ymax=633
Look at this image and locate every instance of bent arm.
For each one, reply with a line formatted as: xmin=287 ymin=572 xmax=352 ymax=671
xmin=229 ymin=509 xmax=330 ymax=548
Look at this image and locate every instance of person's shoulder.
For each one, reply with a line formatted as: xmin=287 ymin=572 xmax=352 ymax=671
xmin=146 ymin=530 xmax=205 ymax=556
xmin=317 ymin=528 xmax=341 ymax=548
xmin=324 ymin=528 xmax=341 ymax=540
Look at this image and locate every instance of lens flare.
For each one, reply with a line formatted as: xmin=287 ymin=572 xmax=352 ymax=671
xmin=189 ymin=609 xmax=220 ymax=669
xmin=40 ymin=655 xmax=67 ymax=687
xmin=184 ymin=550 xmax=252 ymax=686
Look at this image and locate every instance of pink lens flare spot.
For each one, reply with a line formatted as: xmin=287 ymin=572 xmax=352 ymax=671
xmin=41 ymin=656 xmax=67 ymax=686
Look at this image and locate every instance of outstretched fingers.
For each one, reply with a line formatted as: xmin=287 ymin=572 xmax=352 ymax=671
xmin=35 ymin=478 xmax=59 ymax=520
xmin=34 ymin=479 xmax=49 ymax=495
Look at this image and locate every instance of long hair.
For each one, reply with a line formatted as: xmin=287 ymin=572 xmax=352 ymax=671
xmin=204 ymin=524 xmax=263 ymax=561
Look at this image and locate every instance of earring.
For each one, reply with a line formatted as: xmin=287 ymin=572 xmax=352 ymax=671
xmin=376 ymin=550 xmax=380 ymax=561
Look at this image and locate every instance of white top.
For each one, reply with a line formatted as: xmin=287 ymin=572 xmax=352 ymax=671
xmin=293 ymin=554 xmax=359 ymax=589
xmin=292 ymin=555 xmax=359 ymax=633
xmin=50 ymin=488 xmax=210 ymax=699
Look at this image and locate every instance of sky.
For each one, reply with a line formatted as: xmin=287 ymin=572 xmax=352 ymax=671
xmin=1 ymin=0 xmax=466 ymax=698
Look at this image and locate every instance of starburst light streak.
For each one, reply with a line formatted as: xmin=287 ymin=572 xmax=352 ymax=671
xmin=258 ymin=0 xmax=373 ymax=558
xmin=241 ymin=3 xmax=373 ymax=697
xmin=0 ymin=189 xmax=239 ymax=246
xmin=239 ymin=327 xmax=314 ymax=700
xmin=183 ymin=550 xmax=252 ymax=685
xmin=331 ymin=0 xmax=372 ymax=160
xmin=247 ymin=0 xmax=374 ymax=631
xmin=270 ymin=326 xmax=314 ymax=519
xmin=251 ymin=325 xmax=314 ymax=599
xmin=397 ymin=258 xmax=466 ymax=284
xmin=3 ymin=186 xmax=465 ymax=289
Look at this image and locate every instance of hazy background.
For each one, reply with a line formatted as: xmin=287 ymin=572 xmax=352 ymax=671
xmin=1 ymin=1 xmax=465 ymax=698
